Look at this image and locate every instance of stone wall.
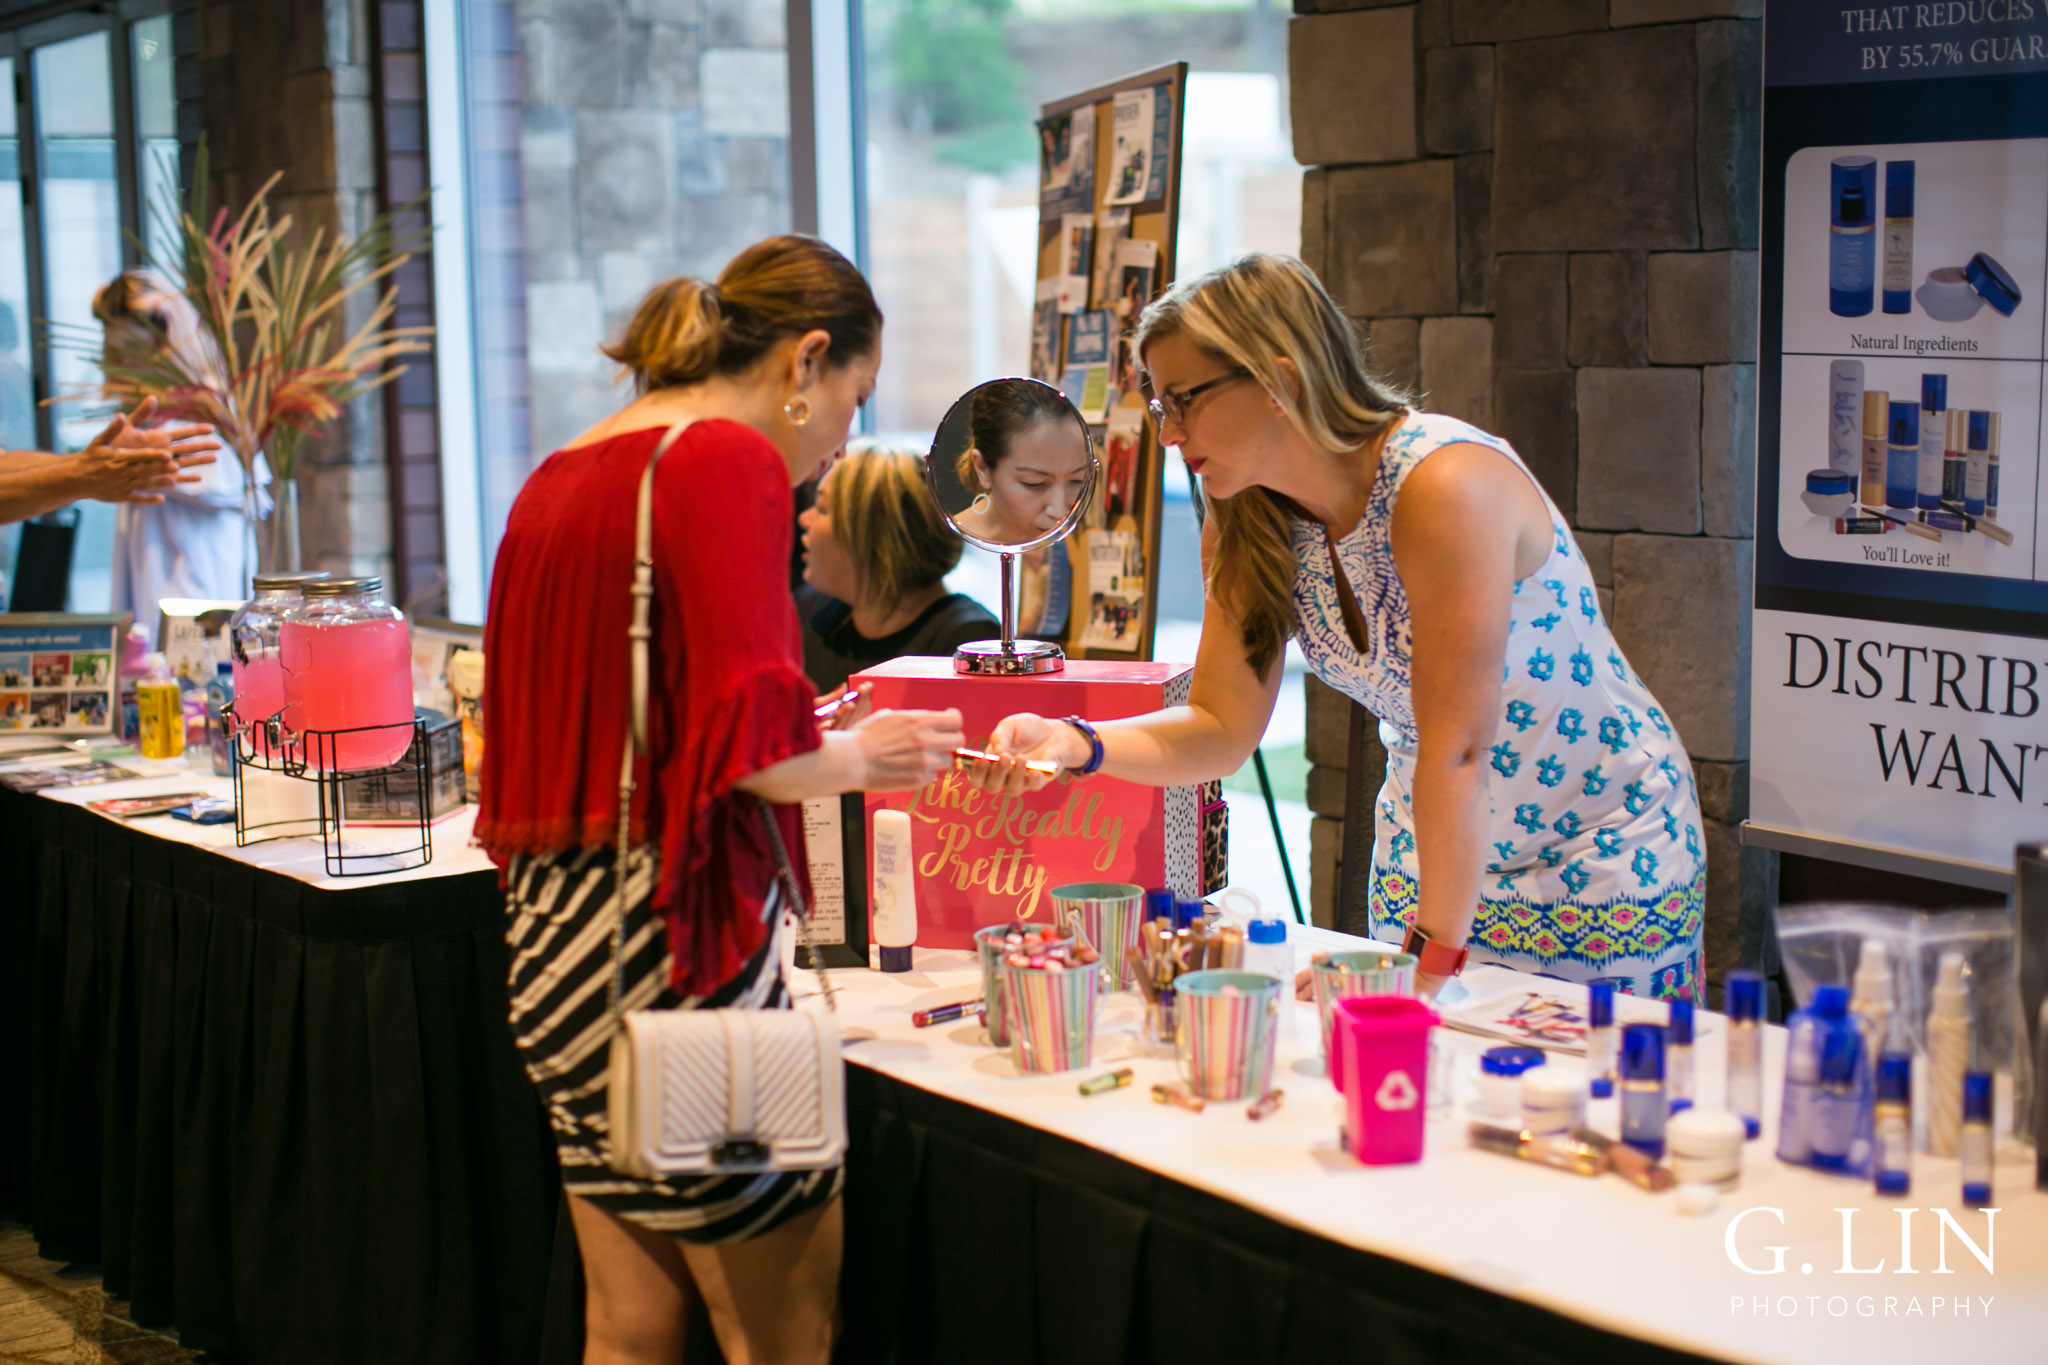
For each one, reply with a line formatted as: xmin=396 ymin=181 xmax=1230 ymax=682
xmin=1292 ymin=0 xmax=1778 ymax=997
xmin=197 ymin=0 xmax=392 ymax=582
xmin=516 ymin=0 xmax=793 ymax=460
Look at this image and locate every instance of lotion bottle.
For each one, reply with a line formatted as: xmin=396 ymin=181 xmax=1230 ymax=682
xmin=871 ymin=809 xmax=918 ymax=972
xmin=1885 ymin=401 xmax=1920 ymax=511
xmin=1587 ymin=979 xmax=1617 ymax=1099
xmin=1960 ymin=1071 xmax=1993 ymax=1206
xmin=1830 ymin=156 xmax=1877 ymax=316
xmin=1726 ymin=970 xmax=1764 ymax=1139
xmin=1828 ymin=361 xmax=1863 ymax=476
xmin=1850 ymin=937 xmax=1893 ymax=1062
xmin=1873 ymin=1050 xmax=1912 ymax=1196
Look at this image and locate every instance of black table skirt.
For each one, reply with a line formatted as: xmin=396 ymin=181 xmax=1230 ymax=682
xmin=4 ymin=786 xmax=1711 ymax=1365
xmin=0 ymin=787 xmax=578 ymax=1364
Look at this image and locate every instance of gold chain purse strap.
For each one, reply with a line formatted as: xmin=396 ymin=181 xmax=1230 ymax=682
xmin=606 ymin=419 xmax=836 ymax=1021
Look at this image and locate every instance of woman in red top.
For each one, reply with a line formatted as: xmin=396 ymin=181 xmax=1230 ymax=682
xmin=479 ymin=236 xmax=962 ymax=1365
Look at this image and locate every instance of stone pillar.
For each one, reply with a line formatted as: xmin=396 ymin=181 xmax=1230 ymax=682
xmin=198 ymin=0 xmax=392 ymax=582
xmin=1291 ymin=0 xmax=1776 ymax=993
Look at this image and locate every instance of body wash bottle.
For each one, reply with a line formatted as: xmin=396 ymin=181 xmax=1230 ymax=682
xmin=871 ymin=808 xmax=918 ymax=972
xmin=1882 ymin=160 xmax=1914 ymax=314
xmin=1831 ymin=156 xmax=1877 ymax=317
xmin=1916 ymin=374 xmax=1948 ymax=512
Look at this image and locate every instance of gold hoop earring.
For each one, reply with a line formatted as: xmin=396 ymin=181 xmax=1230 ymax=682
xmin=784 ymin=397 xmax=811 ymax=427
xmin=969 ymin=492 xmax=992 ymax=517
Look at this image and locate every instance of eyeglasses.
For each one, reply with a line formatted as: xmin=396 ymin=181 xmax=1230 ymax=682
xmin=1146 ymin=368 xmax=1250 ymax=430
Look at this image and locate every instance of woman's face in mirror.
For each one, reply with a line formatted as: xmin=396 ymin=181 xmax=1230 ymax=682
xmin=966 ymin=417 xmax=1090 ymax=542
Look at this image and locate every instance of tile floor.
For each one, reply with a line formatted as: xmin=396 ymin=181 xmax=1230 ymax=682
xmin=0 ymin=1222 xmax=200 ymax=1364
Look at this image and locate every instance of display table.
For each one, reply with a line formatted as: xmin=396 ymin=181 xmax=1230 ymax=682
xmin=6 ymin=756 xmax=2043 ymax=1365
xmin=0 ymin=754 xmax=570 ymax=1365
xmin=821 ymin=948 xmax=2047 ymax=1365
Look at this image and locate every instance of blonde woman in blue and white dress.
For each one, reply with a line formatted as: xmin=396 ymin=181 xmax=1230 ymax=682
xmin=964 ymin=254 xmax=1705 ymax=1001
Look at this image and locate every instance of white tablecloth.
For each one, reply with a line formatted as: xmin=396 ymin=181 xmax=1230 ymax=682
xmin=801 ymin=931 xmax=2046 ymax=1365
xmin=4 ymin=743 xmax=494 ymax=889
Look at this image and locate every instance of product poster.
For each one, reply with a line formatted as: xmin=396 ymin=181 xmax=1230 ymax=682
xmin=0 ymin=614 xmax=126 ymax=735
xmin=1754 ymin=7 xmax=2048 ymax=878
xmin=1081 ymin=530 xmax=1145 ymax=651
xmin=1106 ymin=84 xmax=1172 ymax=206
xmin=1037 ymin=104 xmax=1096 ymax=218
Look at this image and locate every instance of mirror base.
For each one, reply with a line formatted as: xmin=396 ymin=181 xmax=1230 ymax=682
xmin=953 ymin=640 xmax=1066 ymax=675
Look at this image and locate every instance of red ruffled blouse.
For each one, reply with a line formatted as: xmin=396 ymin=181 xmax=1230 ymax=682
xmin=477 ymin=420 xmax=818 ymax=998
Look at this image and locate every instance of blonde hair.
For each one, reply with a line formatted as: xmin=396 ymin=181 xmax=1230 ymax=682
xmin=1132 ymin=253 xmax=1410 ymax=678
xmin=823 ymin=444 xmax=962 ymax=609
xmin=604 ymin=235 xmax=881 ymax=392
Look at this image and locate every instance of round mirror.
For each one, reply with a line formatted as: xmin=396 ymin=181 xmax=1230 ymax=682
xmin=925 ymin=377 xmax=1098 ymax=555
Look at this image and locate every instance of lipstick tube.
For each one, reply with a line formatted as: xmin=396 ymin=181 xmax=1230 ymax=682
xmin=1467 ymin=1123 xmax=1608 ymax=1178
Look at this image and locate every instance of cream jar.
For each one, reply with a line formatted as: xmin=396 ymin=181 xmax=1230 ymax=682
xmin=1667 ymin=1108 xmax=1748 ymax=1188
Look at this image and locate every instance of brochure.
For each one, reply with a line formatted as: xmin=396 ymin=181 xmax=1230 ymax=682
xmin=1081 ymin=530 xmax=1146 ymax=651
xmin=1060 ymin=309 xmax=1116 ymax=423
xmin=1 ymin=760 xmax=141 ymax=792
xmin=1107 ymin=84 xmax=1172 ymax=206
xmin=1054 ymin=212 xmax=1093 ymax=314
xmin=1103 ymin=406 xmax=1145 ymax=522
xmin=1038 ymin=104 xmax=1097 ymax=217
xmin=1112 ymin=238 xmax=1159 ymax=321
xmin=1092 ymin=206 xmax=1132 ymax=309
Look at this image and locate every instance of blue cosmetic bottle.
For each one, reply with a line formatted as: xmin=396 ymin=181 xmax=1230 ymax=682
xmin=1873 ymin=1052 xmax=1912 ymax=1196
xmin=1960 ymin=1071 xmax=1994 ymax=1205
xmin=1619 ymin=1022 xmax=1668 ymax=1160
xmin=1808 ymin=995 xmax=1867 ymax=1173
xmin=1667 ymin=997 xmax=1695 ymax=1115
xmin=1917 ymin=375 xmax=1949 ymax=512
xmin=1587 ymin=979 xmax=1617 ymax=1099
xmin=1726 ymin=970 xmax=1764 ymax=1139
xmin=1882 ymin=161 xmax=1914 ymax=314
xmin=1885 ymin=401 xmax=1920 ymax=511
xmin=1831 ymin=156 xmax=1877 ymax=317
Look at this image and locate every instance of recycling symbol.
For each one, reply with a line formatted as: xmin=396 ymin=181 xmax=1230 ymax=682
xmin=1374 ymin=1069 xmax=1419 ymax=1112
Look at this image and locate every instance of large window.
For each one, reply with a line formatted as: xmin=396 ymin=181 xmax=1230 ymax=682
xmin=0 ymin=7 xmax=182 ymax=612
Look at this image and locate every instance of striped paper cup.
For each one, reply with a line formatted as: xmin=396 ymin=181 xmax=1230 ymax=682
xmin=999 ymin=958 xmax=1099 ymax=1074
xmin=978 ymin=924 xmax=1075 ymax=1049
xmin=1176 ymin=970 xmax=1282 ymax=1101
xmin=1050 ymin=881 xmax=1146 ymax=992
xmin=1312 ymin=950 xmax=1418 ymax=1067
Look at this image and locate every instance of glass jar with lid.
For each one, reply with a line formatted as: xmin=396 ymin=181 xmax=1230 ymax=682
xmin=279 ymin=577 xmax=415 ymax=771
xmin=228 ymin=571 xmax=329 ymax=759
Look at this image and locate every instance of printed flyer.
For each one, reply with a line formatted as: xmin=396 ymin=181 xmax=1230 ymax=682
xmin=1106 ymin=84 xmax=1172 ymax=207
xmin=0 ymin=614 xmax=125 ymax=736
xmin=1037 ymin=103 xmax=1096 ymax=217
xmin=1754 ymin=5 xmax=2048 ymax=879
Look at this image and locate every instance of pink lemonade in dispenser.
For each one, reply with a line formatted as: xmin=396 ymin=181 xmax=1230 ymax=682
xmin=227 ymin=571 xmax=328 ymax=761
xmin=279 ymin=578 xmax=415 ymax=771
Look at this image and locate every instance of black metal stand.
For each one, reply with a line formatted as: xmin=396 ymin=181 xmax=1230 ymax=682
xmin=225 ymin=701 xmax=433 ymax=876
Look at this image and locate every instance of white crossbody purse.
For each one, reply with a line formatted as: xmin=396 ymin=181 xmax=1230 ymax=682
xmin=603 ymin=420 xmax=847 ymax=1180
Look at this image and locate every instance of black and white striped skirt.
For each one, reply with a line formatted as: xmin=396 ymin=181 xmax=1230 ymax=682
xmin=503 ymin=847 xmax=842 ymax=1243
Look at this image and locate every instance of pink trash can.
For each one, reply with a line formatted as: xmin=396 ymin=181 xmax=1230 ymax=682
xmin=1333 ymin=995 xmax=1440 ymax=1166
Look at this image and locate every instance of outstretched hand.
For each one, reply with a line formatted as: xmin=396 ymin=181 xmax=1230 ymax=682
xmin=81 ymin=397 xmax=222 ymax=504
xmin=954 ymin=712 xmax=1083 ymax=795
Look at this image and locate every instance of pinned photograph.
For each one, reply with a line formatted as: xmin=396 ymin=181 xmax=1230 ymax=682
xmin=1030 ymin=279 xmax=1063 ymax=383
xmin=1113 ymin=238 xmax=1160 ymax=321
xmin=1092 ymin=207 xmax=1132 ymax=309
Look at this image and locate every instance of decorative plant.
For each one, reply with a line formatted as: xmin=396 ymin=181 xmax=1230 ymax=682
xmin=53 ymin=143 xmax=432 ymax=571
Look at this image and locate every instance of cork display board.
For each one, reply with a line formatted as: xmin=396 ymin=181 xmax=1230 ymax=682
xmin=1030 ymin=62 xmax=1188 ymax=662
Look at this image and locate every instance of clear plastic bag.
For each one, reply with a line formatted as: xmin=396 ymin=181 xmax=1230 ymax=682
xmin=1774 ymin=901 xmax=2033 ymax=1153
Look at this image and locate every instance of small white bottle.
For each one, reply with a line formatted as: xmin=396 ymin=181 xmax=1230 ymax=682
xmin=1926 ymin=951 xmax=1971 ymax=1156
xmin=1850 ymin=937 xmax=1893 ymax=1061
xmin=871 ymin=809 xmax=917 ymax=972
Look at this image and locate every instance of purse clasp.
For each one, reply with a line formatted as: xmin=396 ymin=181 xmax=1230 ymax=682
xmin=711 ymin=1137 xmax=768 ymax=1167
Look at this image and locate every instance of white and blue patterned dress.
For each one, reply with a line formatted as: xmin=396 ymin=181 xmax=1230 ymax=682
xmin=1293 ymin=411 xmax=1705 ymax=999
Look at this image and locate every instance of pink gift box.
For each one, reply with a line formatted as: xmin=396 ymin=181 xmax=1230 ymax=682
xmin=853 ymin=656 xmax=1200 ymax=950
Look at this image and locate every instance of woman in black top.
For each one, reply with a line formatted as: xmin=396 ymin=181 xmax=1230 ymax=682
xmin=796 ymin=444 xmax=998 ymax=691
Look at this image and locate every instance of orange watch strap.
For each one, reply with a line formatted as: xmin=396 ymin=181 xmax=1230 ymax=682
xmin=1402 ymin=924 xmax=1469 ymax=977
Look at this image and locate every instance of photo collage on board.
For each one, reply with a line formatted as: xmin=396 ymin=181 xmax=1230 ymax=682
xmin=1034 ymin=81 xmax=1175 ymax=652
xmin=0 ymin=619 xmax=122 ymax=736
xmin=1777 ymin=138 xmax=2047 ymax=582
